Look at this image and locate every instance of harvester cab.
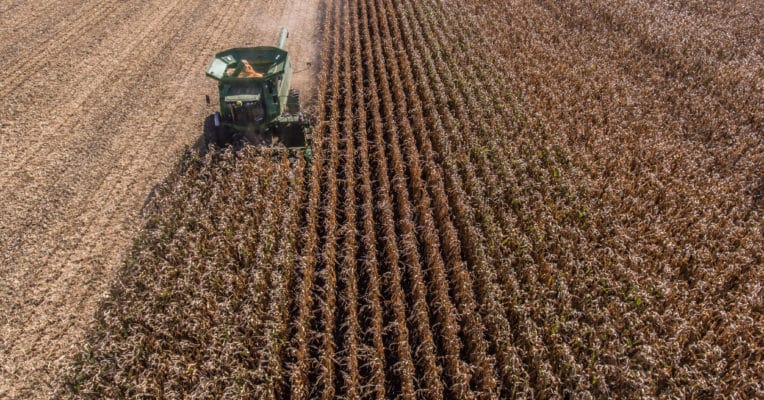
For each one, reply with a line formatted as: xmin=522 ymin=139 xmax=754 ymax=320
xmin=205 ymin=28 xmax=311 ymax=156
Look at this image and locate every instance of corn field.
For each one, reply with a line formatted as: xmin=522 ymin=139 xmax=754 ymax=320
xmin=64 ymin=0 xmax=762 ymax=398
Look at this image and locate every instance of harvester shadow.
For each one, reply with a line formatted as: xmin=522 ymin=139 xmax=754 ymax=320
xmin=191 ymin=114 xmax=221 ymax=156
xmin=59 ymin=149 xmax=197 ymax=395
xmin=141 ymin=114 xmax=220 ymax=216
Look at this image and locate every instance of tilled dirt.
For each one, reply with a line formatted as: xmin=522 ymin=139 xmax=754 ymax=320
xmin=0 ymin=0 xmax=321 ymax=398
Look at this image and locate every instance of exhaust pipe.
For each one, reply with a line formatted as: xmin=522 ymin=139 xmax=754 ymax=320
xmin=277 ymin=27 xmax=288 ymax=50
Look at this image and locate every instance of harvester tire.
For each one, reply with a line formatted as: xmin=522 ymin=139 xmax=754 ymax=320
xmin=287 ymin=89 xmax=301 ymax=114
xmin=215 ymin=126 xmax=232 ymax=146
xmin=204 ymin=113 xmax=229 ymax=147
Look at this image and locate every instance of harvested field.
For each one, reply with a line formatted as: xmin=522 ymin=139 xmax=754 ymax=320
xmin=3 ymin=0 xmax=762 ymax=398
xmin=0 ymin=0 xmax=320 ymax=398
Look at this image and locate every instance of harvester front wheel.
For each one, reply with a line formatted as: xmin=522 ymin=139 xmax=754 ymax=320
xmin=205 ymin=112 xmax=230 ymax=147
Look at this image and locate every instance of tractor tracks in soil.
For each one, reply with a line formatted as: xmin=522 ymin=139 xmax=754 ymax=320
xmin=0 ymin=0 xmax=131 ymax=96
xmin=0 ymin=0 xmax=321 ymax=398
xmin=0 ymin=0 xmax=125 ymax=57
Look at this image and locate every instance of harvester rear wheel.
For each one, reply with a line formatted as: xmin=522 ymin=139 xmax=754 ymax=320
xmin=287 ymin=89 xmax=301 ymax=114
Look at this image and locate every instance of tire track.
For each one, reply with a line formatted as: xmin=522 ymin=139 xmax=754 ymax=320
xmin=0 ymin=0 xmax=112 ymax=55
xmin=0 ymin=0 xmax=127 ymax=95
xmin=0 ymin=0 xmax=56 ymax=24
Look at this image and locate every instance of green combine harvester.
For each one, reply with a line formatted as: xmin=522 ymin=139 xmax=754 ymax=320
xmin=205 ymin=28 xmax=311 ymax=156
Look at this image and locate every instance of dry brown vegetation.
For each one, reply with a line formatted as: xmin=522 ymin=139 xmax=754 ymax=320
xmin=65 ymin=149 xmax=306 ymax=397
xmin=63 ymin=0 xmax=762 ymax=398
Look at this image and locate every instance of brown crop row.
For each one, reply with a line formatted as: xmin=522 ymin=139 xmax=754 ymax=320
xmin=63 ymin=0 xmax=761 ymax=398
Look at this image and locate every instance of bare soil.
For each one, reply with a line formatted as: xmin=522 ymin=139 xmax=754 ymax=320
xmin=0 ymin=0 xmax=321 ymax=398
